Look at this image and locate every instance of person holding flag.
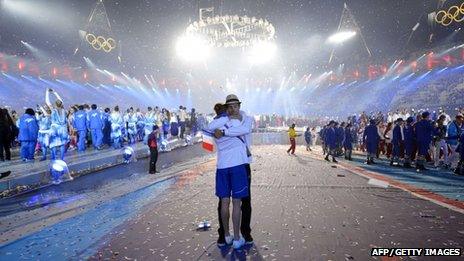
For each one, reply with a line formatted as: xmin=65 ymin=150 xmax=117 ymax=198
xmin=202 ymin=103 xmax=227 ymax=152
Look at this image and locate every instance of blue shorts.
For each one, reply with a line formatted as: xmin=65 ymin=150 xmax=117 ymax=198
xmin=216 ymin=164 xmax=249 ymax=199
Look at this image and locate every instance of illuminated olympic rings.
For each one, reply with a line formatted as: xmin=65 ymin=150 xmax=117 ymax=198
xmin=85 ymin=33 xmax=116 ymax=53
xmin=435 ymin=2 xmax=464 ymax=26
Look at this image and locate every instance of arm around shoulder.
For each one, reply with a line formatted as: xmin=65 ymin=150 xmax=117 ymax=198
xmin=224 ymin=115 xmax=252 ymax=137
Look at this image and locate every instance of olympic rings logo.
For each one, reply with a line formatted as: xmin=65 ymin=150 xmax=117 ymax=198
xmin=435 ymin=3 xmax=464 ymax=26
xmin=85 ymin=33 xmax=116 ymax=53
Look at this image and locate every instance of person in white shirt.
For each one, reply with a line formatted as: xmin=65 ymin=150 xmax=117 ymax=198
xmin=124 ymin=108 xmax=137 ymax=144
xmin=438 ymin=108 xmax=451 ymax=126
xmin=109 ymin=106 xmax=123 ymax=149
xmin=209 ymin=94 xmax=252 ymax=250
xmin=178 ymin=106 xmax=187 ymax=139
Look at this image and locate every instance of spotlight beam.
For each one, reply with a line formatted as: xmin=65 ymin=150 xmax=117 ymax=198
xmin=328 ymin=31 xmax=357 ymax=44
xmin=21 ymin=41 xmax=49 ymax=61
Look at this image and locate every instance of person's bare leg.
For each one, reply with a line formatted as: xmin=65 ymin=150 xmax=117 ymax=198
xmin=221 ymin=198 xmax=230 ymax=237
xmin=232 ymin=198 xmax=242 ymax=240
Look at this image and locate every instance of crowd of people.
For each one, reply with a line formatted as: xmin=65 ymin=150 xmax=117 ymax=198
xmin=3 ymin=89 xmax=464 ymax=177
xmin=391 ymin=72 xmax=464 ymax=111
xmin=254 ymin=114 xmax=327 ymax=129
xmin=0 ymin=88 xmax=205 ymax=164
xmin=3 ymin=91 xmax=255 ymax=248
xmin=2 ymin=86 xmax=463 ymax=251
xmin=317 ymin=108 xmax=464 ymax=175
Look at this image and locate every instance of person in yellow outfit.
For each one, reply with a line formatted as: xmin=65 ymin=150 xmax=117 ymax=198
xmin=286 ymin=123 xmax=300 ymax=155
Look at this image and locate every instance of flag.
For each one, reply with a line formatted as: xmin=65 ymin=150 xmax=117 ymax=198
xmin=202 ymin=130 xmax=215 ymax=152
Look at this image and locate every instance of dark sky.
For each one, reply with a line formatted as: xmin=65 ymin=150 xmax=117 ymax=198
xmin=0 ymin=0 xmax=462 ymax=78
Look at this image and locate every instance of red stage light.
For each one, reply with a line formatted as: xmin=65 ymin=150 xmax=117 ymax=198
xmin=368 ymin=65 xmax=378 ymax=79
xmin=443 ymin=55 xmax=452 ymax=65
xmin=62 ymin=67 xmax=72 ymax=79
xmin=381 ymin=65 xmax=387 ymax=74
xmin=29 ymin=63 xmax=40 ymax=76
xmin=427 ymin=53 xmax=434 ymax=70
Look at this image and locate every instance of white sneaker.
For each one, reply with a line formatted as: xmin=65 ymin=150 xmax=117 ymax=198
xmin=232 ymin=237 xmax=245 ymax=249
xmin=225 ymin=235 xmax=234 ymax=245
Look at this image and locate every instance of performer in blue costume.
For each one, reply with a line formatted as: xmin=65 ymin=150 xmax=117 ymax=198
xmin=363 ymin=119 xmax=380 ymax=165
xmin=46 ymin=88 xmax=69 ymax=161
xmin=143 ymin=107 xmax=156 ymax=144
xmin=390 ymin=118 xmax=404 ymax=166
xmin=170 ymin=111 xmax=179 ymax=138
xmin=102 ymin=108 xmax=112 ymax=146
xmin=18 ymin=108 xmax=39 ymax=161
xmin=136 ymin=108 xmax=145 ymax=142
xmin=110 ymin=106 xmax=123 ymax=149
xmin=72 ymin=105 xmax=87 ymax=152
xmin=403 ymin=117 xmax=415 ymax=168
xmin=87 ymin=104 xmax=103 ymax=150
xmin=324 ymin=121 xmax=338 ymax=163
xmin=343 ymin=123 xmax=353 ymax=160
xmin=161 ymin=108 xmax=170 ymax=139
xmin=125 ymin=108 xmax=137 ymax=145
xmin=414 ymin=111 xmax=433 ymax=171
xmin=37 ymin=105 xmax=52 ymax=160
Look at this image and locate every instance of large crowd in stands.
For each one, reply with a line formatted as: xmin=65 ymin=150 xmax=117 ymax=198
xmin=253 ymin=114 xmax=326 ymax=129
xmin=391 ymin=73 xmax=464 ymax=110
xmin=302 ymin=66 xmax=464 ymax=116
xmin=0 ymin=89 xmax=207 ymax=163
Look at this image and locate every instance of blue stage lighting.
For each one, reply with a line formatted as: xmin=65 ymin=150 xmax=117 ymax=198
xmin=122 ymin=146 xmax=135 ymax=164
xmin=49 ymin=160 xmax=70 ymax=184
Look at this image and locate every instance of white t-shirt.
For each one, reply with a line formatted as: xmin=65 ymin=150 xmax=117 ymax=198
xmin=207 ymin=112 xmax=252 ymax=169
xmin=179 ymin=109 xmax=187 ymax=122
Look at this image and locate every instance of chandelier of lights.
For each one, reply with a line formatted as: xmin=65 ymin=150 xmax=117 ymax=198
xmin=185 ymin=13 xmax=275 ymax=48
